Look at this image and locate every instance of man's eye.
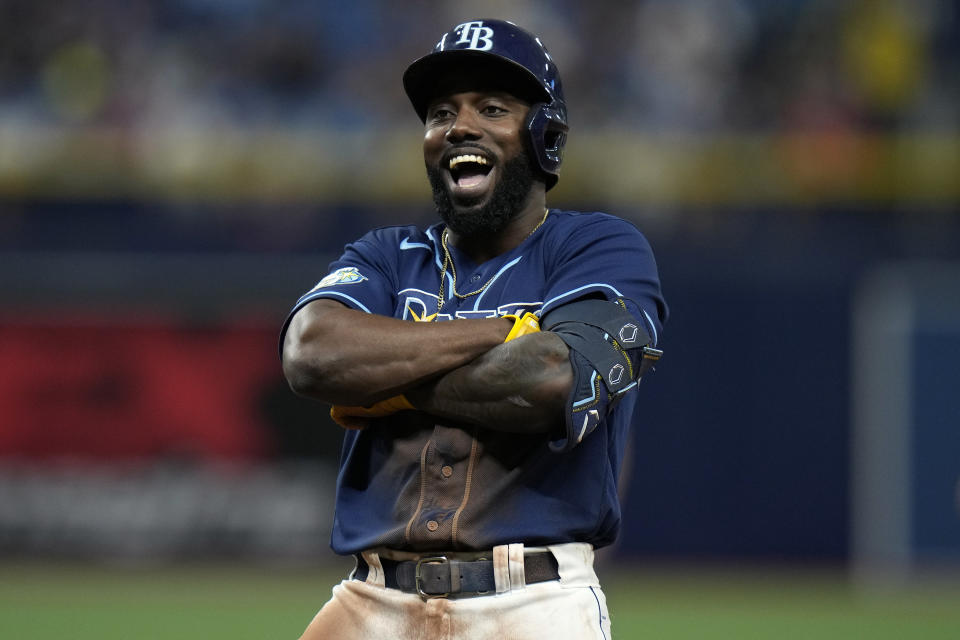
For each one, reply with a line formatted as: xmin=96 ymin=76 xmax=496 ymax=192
xmin=429 ymin=108 xmax=454 ymax=122
xmin=481 ymin=105 xmax=506 ymax=115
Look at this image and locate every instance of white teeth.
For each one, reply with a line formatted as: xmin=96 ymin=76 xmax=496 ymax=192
xmin=448 ymin=154 xmax=490 ymax=170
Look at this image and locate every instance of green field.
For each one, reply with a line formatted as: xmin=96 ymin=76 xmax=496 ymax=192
xmin=1 ymin=562 xmax=958 ymax=639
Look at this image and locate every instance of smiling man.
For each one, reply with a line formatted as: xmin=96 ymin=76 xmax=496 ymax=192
xmin=281 ymin=19 xmax=668 ymax=640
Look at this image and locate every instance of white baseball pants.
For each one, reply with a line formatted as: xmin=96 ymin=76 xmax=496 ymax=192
xmin=297 ymin=542 xmax=612 ymax=640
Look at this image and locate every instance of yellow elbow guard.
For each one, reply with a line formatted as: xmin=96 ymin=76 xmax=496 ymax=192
xmin=503 ymin=312 xmax=541 ymax=342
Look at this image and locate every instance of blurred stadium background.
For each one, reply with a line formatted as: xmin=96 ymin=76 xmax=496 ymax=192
xmin=1 ymin=0 xmax=959 ymax=638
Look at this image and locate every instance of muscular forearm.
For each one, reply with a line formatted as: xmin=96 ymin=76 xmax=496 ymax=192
xmin=283 ymin=299 xmax=512 ymax=406
xmin=405 ymin=332 xmax=573 ymax=434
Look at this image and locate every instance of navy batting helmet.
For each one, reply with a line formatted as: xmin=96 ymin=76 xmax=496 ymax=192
xmin=403 ymin=19 xmax=568 ymax=190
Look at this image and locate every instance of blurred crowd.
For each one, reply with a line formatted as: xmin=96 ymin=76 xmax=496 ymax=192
xmin=1 ymin=0 xmax=957 ymax=134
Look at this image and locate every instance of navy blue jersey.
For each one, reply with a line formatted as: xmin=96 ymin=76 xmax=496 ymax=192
xmin=280 ymin=209 xmax=667 ymax=554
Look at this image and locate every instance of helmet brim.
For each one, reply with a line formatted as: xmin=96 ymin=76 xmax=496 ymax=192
xmin=403 ymin=49 xmax=553 ymax=122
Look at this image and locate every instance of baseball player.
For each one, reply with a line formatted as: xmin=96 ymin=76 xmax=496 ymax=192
xmin=281 ymin=19 xmax=667 ymax=640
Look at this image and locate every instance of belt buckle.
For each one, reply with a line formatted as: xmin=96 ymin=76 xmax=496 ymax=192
xmin=415 ymin=555 xmax=449 ymax=600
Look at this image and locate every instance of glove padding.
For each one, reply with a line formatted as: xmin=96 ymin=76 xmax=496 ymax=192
xmin=503 ymin=312 xmax=540 ymax=342
xmin=330 ymin=394 xmax=415 ymax=430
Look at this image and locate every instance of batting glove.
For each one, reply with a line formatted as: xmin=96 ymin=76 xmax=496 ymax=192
xmin=503 ymin=312 xmax=540 ymax=342
xmin=330 ymin=394 xmax=416 ymax=430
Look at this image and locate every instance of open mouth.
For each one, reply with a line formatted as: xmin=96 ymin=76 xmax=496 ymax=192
xmin=447 ymin=153 xmax=494 ymax=192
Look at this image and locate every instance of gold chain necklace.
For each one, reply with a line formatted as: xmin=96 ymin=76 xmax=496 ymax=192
xmin=437 ymin=208 xmax=550 ymax=312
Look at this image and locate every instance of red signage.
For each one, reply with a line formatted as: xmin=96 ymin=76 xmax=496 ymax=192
xmin=0 ymin=321 xmax=283 ymax=460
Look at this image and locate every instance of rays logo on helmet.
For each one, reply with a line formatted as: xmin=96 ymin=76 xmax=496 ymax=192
xmin=312 ymin=267 xmax=367 ymax=290
xmin=447 ymin=21 xmax=494 ymax=51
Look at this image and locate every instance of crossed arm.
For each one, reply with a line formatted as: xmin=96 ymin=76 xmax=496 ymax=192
xmin=282 ymin=299 xmax=572 ymax=434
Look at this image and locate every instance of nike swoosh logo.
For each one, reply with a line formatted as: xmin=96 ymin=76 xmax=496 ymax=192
xmin=400 ymin=237 xmax=431 ymax=251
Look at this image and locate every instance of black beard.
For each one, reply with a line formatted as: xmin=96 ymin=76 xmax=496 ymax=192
xmin=427 ymin=151 xmax=537 ymax=238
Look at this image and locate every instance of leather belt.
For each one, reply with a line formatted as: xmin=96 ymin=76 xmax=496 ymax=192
xmin=353 ymin=551 xmax=559 ymax=598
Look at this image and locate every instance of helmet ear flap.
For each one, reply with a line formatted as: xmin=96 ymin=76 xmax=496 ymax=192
xmin=525 ymin=102 xmax=569 ymax=189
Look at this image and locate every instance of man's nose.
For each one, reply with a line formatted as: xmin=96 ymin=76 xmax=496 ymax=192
xmin=446 ymin=109 xmax=482 ymax=142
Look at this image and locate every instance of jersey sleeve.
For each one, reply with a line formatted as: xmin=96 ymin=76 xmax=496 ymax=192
xmin=278 ymin=229 xmax=399 ymax=355
xmin=541 ymin=214 xmax=668 ymax=347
